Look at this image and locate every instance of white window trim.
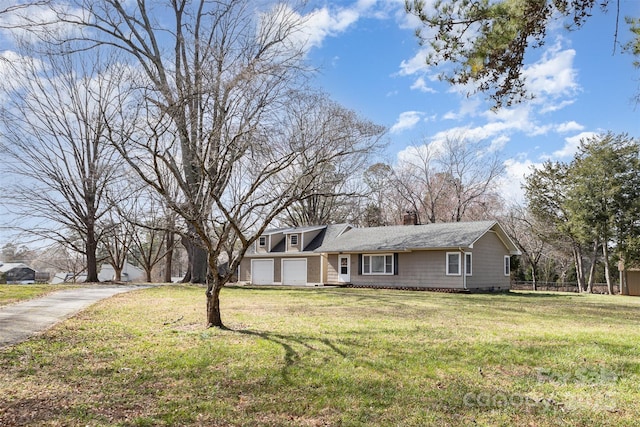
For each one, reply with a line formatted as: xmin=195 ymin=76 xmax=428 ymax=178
xmin=290 ymin=234 xmax=298 ymax=246
xmin=465 ymin=252 xmax=472 ymax=276
xmin=446 ymin=252 xmax=461 ymax=276
xmin=504 ymin=255 xmax=511 ymax=276
xmin=258 ymin=236 xmax=267 ymax=247
xmin=362 ymin=253 xmax=394 ymax=275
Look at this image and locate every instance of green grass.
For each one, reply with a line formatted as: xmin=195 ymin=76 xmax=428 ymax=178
xmin=1 ymin=285 xmax=640 ymax=426
xmin=0 ymin=284 xmax=76 ymax=307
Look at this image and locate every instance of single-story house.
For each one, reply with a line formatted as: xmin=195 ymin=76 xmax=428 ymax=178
xmin=238 ymin=220 xmax=521 ymax=291
xmin=0 ymin=262 xmax=36 ymax=284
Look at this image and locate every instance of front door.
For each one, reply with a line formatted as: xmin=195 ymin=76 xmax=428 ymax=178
xmin=338 ymin=255 xmax=351 ymax=283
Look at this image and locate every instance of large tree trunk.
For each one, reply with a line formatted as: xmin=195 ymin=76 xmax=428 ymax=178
xmin=113 ymin=267 xmax=122 ymax=282
xmin=85 ymin=231 xmax=99 ymax=283
xmin=206 ymin=251 xmax=224 ymax=328
xmin=164 ymin=232 xmax=174 ymax=283
xmin=530 ymin=252 xmax=542 ymax=292
xmin=181 ymin=234 xmax=208 ymax=284
xmin=206 ymin=283 xmax=224 ymax=328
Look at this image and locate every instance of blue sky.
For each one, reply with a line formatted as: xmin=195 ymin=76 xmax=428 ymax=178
xmin=301 ymin=0 xmax=640 ymax=202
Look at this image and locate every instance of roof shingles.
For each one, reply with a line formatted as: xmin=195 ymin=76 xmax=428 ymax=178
xmin=314 ymin=221 xmax=498 ymax=253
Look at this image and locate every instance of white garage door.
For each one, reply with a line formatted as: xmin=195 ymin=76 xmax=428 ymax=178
xmin=282 ymin=259 xmax=307 ymax=286
xmin=251 ymin=259 xmax=274 ymax=285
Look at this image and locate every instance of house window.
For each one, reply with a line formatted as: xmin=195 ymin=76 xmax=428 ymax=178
xmin=504 ymin=255 xmax=511 ymax=276
xmin=446 ymin=252 xmax=461 ymax=276
xmin=465 ymin=253 xmax=472 ymax=276
xmin=258 ymin=236 xmax=266 ymax=247
xmin=290 ymin=234 xmax=298 ymax=246
xmin=362 ymin=254 xmax=393 ymax=275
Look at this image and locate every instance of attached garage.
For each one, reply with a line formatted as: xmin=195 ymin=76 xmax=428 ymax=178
xmin=251 ymin=259 xmax=274 ymax=285
xmin=282 ymin=259 xmax=307 ymax=286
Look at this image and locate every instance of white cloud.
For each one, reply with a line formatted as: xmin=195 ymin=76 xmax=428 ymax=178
xmin=390 ymin=111 xmax=424 ymax=133
xmin=489 ymin=135 xmax=510 ymax=152
xmin=410 ymin=76 xmax=436 ymax=93
xmin=555 ymin=121 xmax=584 ymax=133
xmin=540 ymin=99 xmax=575 ymax=113
xmin=396 ymin=143 xmax=431 ymax=163
xmin=0 ymin=3 xmax=84 ymax=43
xmin=524 ymin=44 xmax=578 ymax=98
xmin=444 ymin=98 xmax=481 ymax=120
xmin=442 ymin=111 xmax=458 ymax=120
xmin=498 ymin=158 xmax=538 ymax=205
xmin=300 ymin=7 xmax=361 ymax=49
xmin=523 ymin=38 xmax=580 ymax=113
xmin=297 ymin=1 xmax=402 ymax=51
xmin=550 ymin=131 xmax=598 ymax=159
xmin=398 ymin=47 xmax=431 ymax=75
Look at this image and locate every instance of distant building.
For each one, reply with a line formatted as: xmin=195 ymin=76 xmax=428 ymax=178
xmin=50 ymin=272 xmax=87 ymax=284
xmin=98 ymin=261 xmax=145 ymax=282
xmin=0 ymin=262 xmax=36 ymax=284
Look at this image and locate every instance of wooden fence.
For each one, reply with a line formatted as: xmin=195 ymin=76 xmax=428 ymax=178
xmin=511 ymin=281 xmax=620 ymax=294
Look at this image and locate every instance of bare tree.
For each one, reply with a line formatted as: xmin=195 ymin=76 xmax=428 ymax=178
xmin=279 ymin=94 xmax=385 ymax=227
xmin=126 ymin=192 xmax=177 ymax=283
xmin=41 ymin=0 xmax=383 ymax=326
xmin=0 ymin=46 xmax=127 ymax=282
xmin=1 ymin=243 xmax=35 ymax=263
xmin=363 ymin=162 xmax=401 ymax=226
xmin=126 ymin=88 xmax=382 ymax=326
xmin=98 ymin=209 xmax=133 ymax=282
xmin=393 ymin=135 xmax=504 ymax=223
xmin=33 ymin=240 xmax=89 ymax=282
xmin=45 ymin=0 xmax=314 ymax=285
xmin=501 ymin=204 xmax=547 ymax=290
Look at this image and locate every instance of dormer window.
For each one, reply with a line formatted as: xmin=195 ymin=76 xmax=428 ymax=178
xmin=258 ymin=236 xmax=267 ymax=247
xmin=290 ymin=234 xmax=298 ymax=245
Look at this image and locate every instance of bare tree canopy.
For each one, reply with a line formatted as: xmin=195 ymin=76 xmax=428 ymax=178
xmin=278 ymin=93 xmax=387 ymax=227
xmin=10 ymin=0 xmax=385 ymax=326
xmin=35 ymin=0 xmax=318 ymax=286
xmin=0 ymin=46 xmax=128 ymax=282
xmin=393 ymin=135 xmax=504 ymax=224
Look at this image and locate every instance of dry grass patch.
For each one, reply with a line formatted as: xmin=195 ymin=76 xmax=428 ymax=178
xmin=1 ymin=285 xmax=640 ymax=426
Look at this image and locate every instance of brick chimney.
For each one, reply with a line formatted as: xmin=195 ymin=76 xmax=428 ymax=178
xmin=403 ymin=210 xmax=419 ymax=225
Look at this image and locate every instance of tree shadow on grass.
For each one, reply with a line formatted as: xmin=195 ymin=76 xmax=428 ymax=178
xmin=231 ymin=327 xmax=348 ymax=381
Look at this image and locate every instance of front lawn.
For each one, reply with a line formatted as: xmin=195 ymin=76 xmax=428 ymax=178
xmin=1 ymin=285 xmax=639 ymax=426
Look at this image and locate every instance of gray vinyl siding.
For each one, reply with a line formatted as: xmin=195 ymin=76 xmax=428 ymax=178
xmin=465 ymin=231 xmax=511 ymax=290
xmin=325 ymin=233 xmax=511 ymax=290
xmin=238 ymin=258 xmax=251 ymax=282
xmin=326 ymin=255 xmax=340 ymax=284
xmin=327 ymin=251 xmax=465 ymax=289
xmin=304 ymin=256 xmax=322 ymax=283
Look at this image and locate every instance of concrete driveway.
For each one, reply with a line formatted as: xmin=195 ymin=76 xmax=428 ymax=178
xmin=0 ymin=285 xmax=145 ymax=348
